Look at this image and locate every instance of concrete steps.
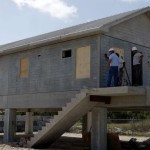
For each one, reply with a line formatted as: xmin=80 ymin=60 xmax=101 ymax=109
xmin=27 ymin=90 xmax=98 ymax=148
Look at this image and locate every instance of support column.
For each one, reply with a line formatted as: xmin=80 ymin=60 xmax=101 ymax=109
xmin=146 ymin=86 xmax=150 ymax=105
xmin=3 ymin=109 xmax=16 ymax=143
xmin=82 ymin=111 xmax=92 ymax=133
xmin=82 ymin=114 xmax=87 ymax=133
xmin=91 ymin=107 xmax=107 ymax=150
xmin=25 ymin=111 xmax=33 ymax=135
xmin=87 ymin=111 xmax=92 ymax=132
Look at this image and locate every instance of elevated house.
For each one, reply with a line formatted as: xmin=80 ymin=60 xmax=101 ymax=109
xmin=0 ymin=7 xmax=150 ymax=150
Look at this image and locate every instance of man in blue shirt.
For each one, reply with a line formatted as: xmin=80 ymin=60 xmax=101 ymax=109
xmin=106 ymin=48 xmax=119 ymax=87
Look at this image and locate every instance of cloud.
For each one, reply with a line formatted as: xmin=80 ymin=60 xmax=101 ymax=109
xmin=11 ymin=0 xmax=77 ymax=19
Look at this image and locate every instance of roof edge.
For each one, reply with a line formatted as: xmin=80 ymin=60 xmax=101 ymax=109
xmin=0 ymin=27 xmax=103 ymax=56
xmin=1 ymin=7 xmax=150 ymax=56
xmin=101 ymin=6 xmax=150 ymax=31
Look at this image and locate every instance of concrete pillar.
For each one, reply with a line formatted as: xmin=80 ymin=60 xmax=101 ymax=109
xmin=3 ymin=109 xmax=16 ymax=143
xmin=91 ymin=107 xmax=107 ymax=150
xmin=82 ymin=114 xmax=87 ymax=133
xmin=146 ymin=86 xmax=150 ymax=105
xmin=82 ymin=111 xmax=92 ymax=133
xmin=87 ymin=111 xmax=92 ymax=132
xmin=25 ymin=111 xmax=33 ymax=135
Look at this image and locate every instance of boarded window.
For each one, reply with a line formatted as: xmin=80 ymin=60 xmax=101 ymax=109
xmin=114 ymin=47 xmax=124 ymax=58
xmin=76 ymin=46 xmax=90 ymax=79
xmin=20 ymin=58 xmax=29 ymax=78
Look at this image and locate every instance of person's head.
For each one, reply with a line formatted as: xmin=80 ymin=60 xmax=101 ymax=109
xmin=108 ymin=48 xmax=115 ymax=54
xmin=132 ymin=47 xmax=137 ymax=53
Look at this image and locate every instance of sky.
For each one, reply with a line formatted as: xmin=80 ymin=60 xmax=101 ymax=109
xmin=0 ymin=0 xmax=150 ymax=45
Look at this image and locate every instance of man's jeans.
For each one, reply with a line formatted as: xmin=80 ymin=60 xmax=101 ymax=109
xmin=132 ymin=64 xmax=142 ymax=86
xmin=107 ymin=66 xmax=118 ymax=87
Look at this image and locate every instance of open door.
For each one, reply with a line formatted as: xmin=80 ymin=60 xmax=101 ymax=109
xmin=131 ymin=48 xmax=143 ymax=86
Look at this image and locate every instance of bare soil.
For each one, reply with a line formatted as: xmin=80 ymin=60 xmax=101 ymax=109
xmin=0 ymin=133 xmax=149 ymax=150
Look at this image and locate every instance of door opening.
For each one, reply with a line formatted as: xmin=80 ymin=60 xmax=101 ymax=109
xmin=131 ymin=47 xmax=143 ymax=86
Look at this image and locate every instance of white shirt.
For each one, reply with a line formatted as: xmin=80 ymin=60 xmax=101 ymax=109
xmin=109 ymin=53 xmax=119 ymax=66
xmin=118 ymin=57 xmax=125 ymax=69
xmin=133 ymin=52 xmax=142 ymax=65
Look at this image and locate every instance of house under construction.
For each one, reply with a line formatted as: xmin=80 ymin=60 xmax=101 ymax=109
xmin=0 ymin=7 xmax=150 ymax=150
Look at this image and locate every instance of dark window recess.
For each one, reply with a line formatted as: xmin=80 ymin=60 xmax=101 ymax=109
xmin=62 ymin=49 xmax=72 ymax=58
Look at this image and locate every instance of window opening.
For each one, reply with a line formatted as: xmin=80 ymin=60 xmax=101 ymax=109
xmin=62 ymin=49 xmax=72 ymax=58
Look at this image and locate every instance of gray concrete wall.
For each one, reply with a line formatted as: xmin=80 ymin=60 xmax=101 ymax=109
xmin=100 ymin=35 xmax=132 ymax=87
xmin=100 ymin=14 xmax=150 ymax=87
xmin=0 ymin=91 xmax=79 ymax=109
xmin=100 ymin=35 xmax=150 ymax=87
xmin=0 ymin=55 xmax=9 ymax=95
xmin=0 ymin=35 xmax=99 ymax=109
xmin=107 ymin=14 xmax=150 ymax=47
xmin=0 ymin=13 xmax=150 ymax=108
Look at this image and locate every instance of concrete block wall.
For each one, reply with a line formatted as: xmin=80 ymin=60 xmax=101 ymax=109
xmin=0 ymin=35 xmax=100 ymax=109
xmin=5 ymin=36 xmax=99 ymax=95
xmin=107 ymin=14 xmax=150 ymax=48
xmin=99 ymin=14 xmax=150 ymax=87
xmin=100 ymin=35 xmax=132 ymax=87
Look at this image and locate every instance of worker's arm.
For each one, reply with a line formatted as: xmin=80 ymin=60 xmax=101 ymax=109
xmin=139 ymin=53 xmax=143 ymax=63
xmin=104 ymin=53 xmax=109 ymax=59
xmin=106 ymin=59 xmax=112 ymax=71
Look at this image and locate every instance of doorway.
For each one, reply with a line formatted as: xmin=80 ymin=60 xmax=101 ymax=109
xmin=131 ymin=48 xmax=143 ymax=86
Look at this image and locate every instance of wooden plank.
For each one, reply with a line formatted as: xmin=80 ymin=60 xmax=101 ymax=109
xmin=20 ymin=58 xmax=29 ymax=78
xmin=76 ymin=46 xmax=90 ymax=79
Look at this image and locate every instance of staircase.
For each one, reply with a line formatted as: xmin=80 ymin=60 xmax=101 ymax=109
xmin=27 ymin=89 xmax=98 ymax=148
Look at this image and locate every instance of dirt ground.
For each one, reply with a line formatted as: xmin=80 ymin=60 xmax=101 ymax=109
xmin=0 ymin=133 xmax=149 ymax=150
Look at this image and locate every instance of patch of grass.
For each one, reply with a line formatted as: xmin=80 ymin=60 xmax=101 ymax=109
xmin=108 ymin=120 xmax=150 ymax=136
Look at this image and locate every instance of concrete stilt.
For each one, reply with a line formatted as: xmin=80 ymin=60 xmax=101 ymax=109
xmin=91 ymin=107 xmax=107 ymax=150
xmin=82 ymin=114 xmax=87 ymax=134
xmin=3 ymin=109 xmax=16 ymax=143
xmin=87 ymin=111 xmax=92 ymax=132
xmin=82 ymin=112 xmax=92 ymax=133
xmin=25 ymin=111 xmax=33 ymax=135
xmin=82 ymin=112 xmax=92 ymax=147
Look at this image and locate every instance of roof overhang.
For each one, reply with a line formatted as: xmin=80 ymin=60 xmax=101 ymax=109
xmin=101 ymin=7 xmax=150 ymax=32
xmin=0 ymin=7 xmax=150 ymax=56
xmin=0 ymin=27 xmax=104 ymax=56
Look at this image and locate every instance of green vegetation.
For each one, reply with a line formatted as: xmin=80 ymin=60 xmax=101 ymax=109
xmin=70 ymin=112 xmax=150 ymax=137
xmin=108 ymin=111 xmax=150 ymax=136
xmin=108 ymin=111 xmax=150 ymax=120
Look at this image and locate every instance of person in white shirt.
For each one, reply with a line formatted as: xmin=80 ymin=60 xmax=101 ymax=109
xmin=132 ymin=46 xmax=143 ymax=86
xmin=116 ymin=53 xmax=125 ymax=86
xmin=106 ymin=48 xmax=119 ymax=87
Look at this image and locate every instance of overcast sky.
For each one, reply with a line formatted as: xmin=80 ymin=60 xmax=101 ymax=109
xmin=0 ymin=0 xmax=150 ymax=45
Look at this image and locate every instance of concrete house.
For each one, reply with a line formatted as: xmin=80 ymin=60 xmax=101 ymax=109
xmin=0 ymin=7 xmax=150 ymax=150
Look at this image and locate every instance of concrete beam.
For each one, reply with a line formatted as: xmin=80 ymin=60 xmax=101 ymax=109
xmin=90 ymin=95 xmax=111 ymax=104
xmin=88 ymin=86 xmax=146 ymax=96
xmin=0 ymin=91 xmax=79 ymax=109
